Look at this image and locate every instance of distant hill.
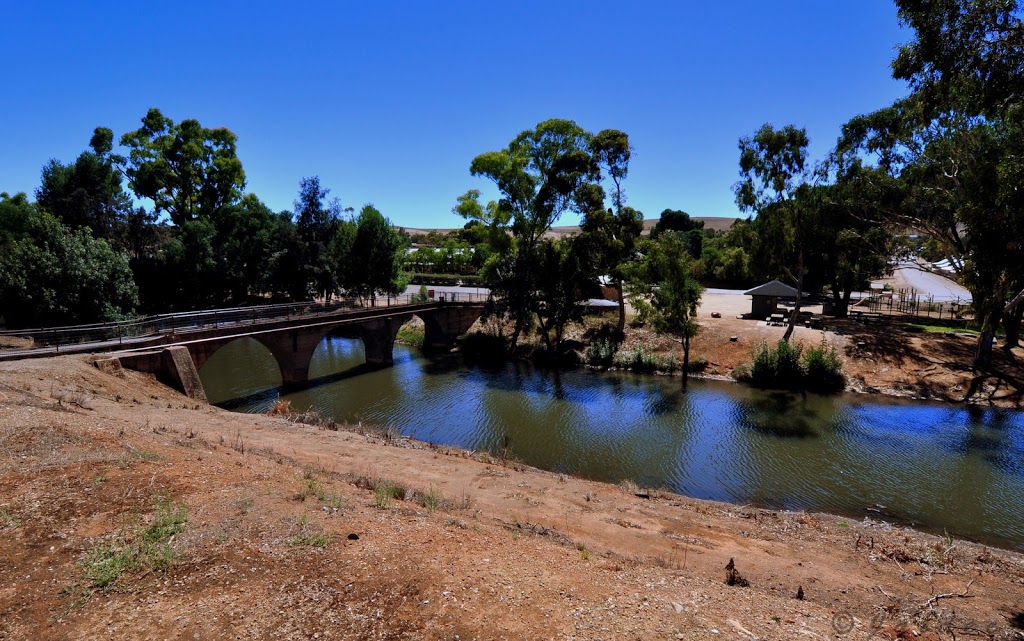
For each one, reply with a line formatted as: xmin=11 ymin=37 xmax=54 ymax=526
xmin=402 ymin=217 xmax=740 ymax=239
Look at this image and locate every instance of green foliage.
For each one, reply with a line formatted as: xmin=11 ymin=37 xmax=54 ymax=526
xmin=585 ymin=337 xmax=619 ymax=368
xmin=294 ymin=176 xmax=344 ymax=300
xmin=612 ymin=345 xmax=677 ymax=374
xmin=0 ymin=196 xmax=138 ymax=327
xmin=36 ymin=128 xmax=132 ymax=246
xmin=81 ymin=495 xmax=187 ymax=590
xmin=396 ymin=324 xmax=425 ymax=347
xmin=651 ymin=208 xmax=704 ymax=237
xmin=837 ymin=1 xmax=1024 ymax=366
xmin=344 ymin=205 xmax=408 ymax=301
xmin=626 ymin=233 xmax=703 ymax=379
xmin=286 ymin=513 xmax=330 ymax=548
xmin=533 ymin=236 xmax=595 ymax=353
xmin=373 ymin=480 xmax=407 ymax=509
xmin=735 ymin=124 xmax=809 ymax=211
xmin=802 ymin=340 xmax=845 ymax=393
xmin=470 ymin=118 xmax=599 ymax=345
xmin=120 ymin=108 xmax=245 ymax=226
xmin=741 ymin=338 xmax=845 ymax=393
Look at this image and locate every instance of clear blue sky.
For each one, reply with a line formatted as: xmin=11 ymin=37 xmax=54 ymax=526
xmin=2 ymin=1 xmax=908 ymax=229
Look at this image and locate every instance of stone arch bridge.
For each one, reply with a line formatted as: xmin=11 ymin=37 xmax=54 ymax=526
xmin=102 ymin=301 xmax=484 ymax=401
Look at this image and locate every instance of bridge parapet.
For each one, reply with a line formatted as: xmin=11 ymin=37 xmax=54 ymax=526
xmin=100 ymin=301 xmax=485 ymax=395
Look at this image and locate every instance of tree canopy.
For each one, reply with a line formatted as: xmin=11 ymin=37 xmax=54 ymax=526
xmin=120 ymin=108 xmax=245 ymax=226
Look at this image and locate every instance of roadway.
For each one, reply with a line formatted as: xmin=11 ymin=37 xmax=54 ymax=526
xmin=880 ymin=260 xmax=972 ymax=303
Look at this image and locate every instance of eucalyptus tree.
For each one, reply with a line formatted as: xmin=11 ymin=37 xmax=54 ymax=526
xmin=836 ymin=0 xmax=1024 ymax=367
xmin=293 ymin=176 xmax=344 ymax=301
xmin=120 ymin=108 xmax=245 ymax=226
xmin=734 ymin=123 xmax=810 ymax=341
xmin=344 ymin=205 xmax=408 ymax=304
xmin=626 ymin=232 xmax=704 ymax=387
xmin=469 ymin=118 xmax=598 ymax=346
xmin=533 ymin=235 xmax=595 ymax=355
xmin=36 ymin=127 xmax=132 ymax=246
xmin=580 ymin=129 xmax=643 ymax=336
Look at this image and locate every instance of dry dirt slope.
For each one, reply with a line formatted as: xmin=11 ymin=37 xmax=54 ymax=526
xmin=1 ymin=356 xmax=1023 ymax=640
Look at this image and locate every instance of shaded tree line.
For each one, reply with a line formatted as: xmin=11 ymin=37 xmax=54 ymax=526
xmin=0 ymin=108 xmax=408 ymax=328
xmin=723 ymin=0 xmax=1024 ymax=366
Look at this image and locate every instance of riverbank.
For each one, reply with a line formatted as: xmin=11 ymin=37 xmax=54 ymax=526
xmin=540 ymin=290 xmax=1022 ymax=408
xmin=2 ymin=356 xmax=1023 ymax=639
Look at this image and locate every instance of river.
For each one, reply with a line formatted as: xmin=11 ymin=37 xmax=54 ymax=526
xmin=199 ymin=336 xmax=1024 ymax=550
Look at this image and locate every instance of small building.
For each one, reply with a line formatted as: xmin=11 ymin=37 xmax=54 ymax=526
xmin=744 ymin=280 xmax=799 ymax=319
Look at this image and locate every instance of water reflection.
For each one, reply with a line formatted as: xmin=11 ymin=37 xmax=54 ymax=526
xmin=200 ymin=336 xmax=1024 ymax=550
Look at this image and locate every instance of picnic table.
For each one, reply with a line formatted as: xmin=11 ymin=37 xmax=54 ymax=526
xmin=767 ymin=313 xmax=786 ymax=326
xmin=851 ymin=310 xmax=888 ymax=324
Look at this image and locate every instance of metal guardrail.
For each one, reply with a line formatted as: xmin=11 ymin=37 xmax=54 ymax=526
xmin=0 ymin=291 xmax=488 ymax=353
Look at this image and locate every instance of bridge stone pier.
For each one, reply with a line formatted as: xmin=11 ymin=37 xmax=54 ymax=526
xmin=103 ymin=302 xmax=484 ymax=399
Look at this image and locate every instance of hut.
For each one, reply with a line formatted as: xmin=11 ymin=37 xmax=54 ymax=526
xmin=744 ymin=280 xmax=799 ymax=319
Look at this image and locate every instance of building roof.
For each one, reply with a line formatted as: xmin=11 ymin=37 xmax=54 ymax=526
xmin=744 ymin=279 xmax=799 ymax=297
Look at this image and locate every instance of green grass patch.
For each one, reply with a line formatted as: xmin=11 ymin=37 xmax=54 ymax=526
xmin=396 ymin=325 xmax=425 ymax=347
xmin=612 ymin=345 xmax=678 ymax=374
xmin=906 ymin=323 xmax=979 ymax=335
xmin=286 ymin=513 xmax=331 ymax=548
xmin=736 ymin=337 xmax=845 ymax=393
xmin=0 ymin=506 xmax=19 ymax=529
xmin=373 ymin=480 xmax=407 ymax=509
xmin=294 ymin=470 xmax=345 ymax=509
xmin=80 ymin=494 xmax=187 ymax=591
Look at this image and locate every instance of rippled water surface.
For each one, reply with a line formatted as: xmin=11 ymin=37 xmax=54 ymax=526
xmin=201 ymin=336 xmax=1024 ymax=549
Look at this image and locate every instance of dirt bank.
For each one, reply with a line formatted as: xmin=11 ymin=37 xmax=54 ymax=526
xmin=597 ymin=291 xmax=1023 ymax=408
xmin=1 ymin=356 xmax=1023 ymax=640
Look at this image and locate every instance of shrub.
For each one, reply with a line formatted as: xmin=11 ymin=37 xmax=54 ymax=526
xmin=459 ymin=331 xmax=508 ymax=364
xmin=802 ymin=338 xmax=845 ymax=392
xmin=689 ymin=355 xmax=709 ymax=373
xmin=585 ymin=337 xmax=619 ymax=368
xmin=612 ymin=345 xmax=677 ymax=373
xmin=740 ymin=338 xmax=844 ymax=393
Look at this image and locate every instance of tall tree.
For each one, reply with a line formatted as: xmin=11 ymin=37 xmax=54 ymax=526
xmin=582 ymin=129 xmax=643 ymax=335
xmin=734 ymin=124 xmax=810 ymax=341
xmin=344 ymin=205 xmax=408 ymax=303
xmin=293 ymin=176 xmax=344 ymax=301
xmin=36 ymin=127 xmax=132 ymax=245
xmin=452 ymin=189 xmax=513 ymax=255
xmin=533 ymin=236 xmax=596 ymax=355
xmin=469 ymin=118 xmax=598 ymax=346
xmin=120 ymin=108 xmax=245 ymax=226
xmin=837 ymin=0 xmax=1024 ymax=367
xmin=626 ymin=233 xmax=704 ymax=387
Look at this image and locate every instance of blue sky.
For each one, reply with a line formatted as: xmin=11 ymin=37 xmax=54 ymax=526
xmin=2 ymin=1 xmax=908 ymax=229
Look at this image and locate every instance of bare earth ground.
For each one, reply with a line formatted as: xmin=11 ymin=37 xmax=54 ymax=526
xmin=609 ymin=292 xmax=1023 ymax=408
xmin=2 ymin=356 xmax=1024 ymax=640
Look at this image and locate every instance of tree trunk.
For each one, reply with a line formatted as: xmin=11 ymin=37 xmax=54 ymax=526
xmin=681 ymin=334 xmax=690 ymax=390
xmin=783 ymin=248 xmax=804 ymax=342
xmin=975 ymin=330 xmax=994 ymax=369
xmin=1003 ymin=304 xmax=1022 ymax=350
xmin=616 ymin=279 xmax=626 ymax=338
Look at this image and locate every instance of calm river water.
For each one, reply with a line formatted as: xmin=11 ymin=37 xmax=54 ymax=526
xmin=200 ymin=336 xmax=1024 ymax=550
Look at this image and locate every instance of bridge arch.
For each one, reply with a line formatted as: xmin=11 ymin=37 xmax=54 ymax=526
xmin=195 ymin=337 xmax=283 ymax=403
xmin=111 ymin=303 xmax=485 ymax=398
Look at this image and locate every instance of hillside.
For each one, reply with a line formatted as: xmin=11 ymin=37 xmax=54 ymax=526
xmin=1 ymin=355 xmax=1023 ymax=639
